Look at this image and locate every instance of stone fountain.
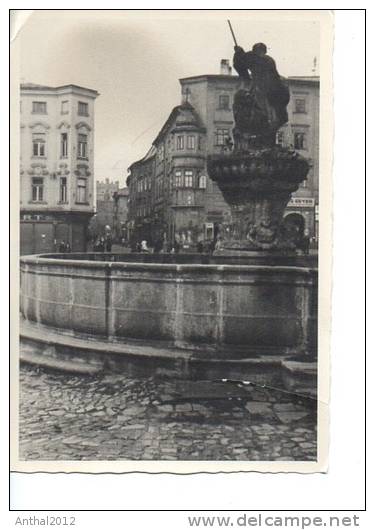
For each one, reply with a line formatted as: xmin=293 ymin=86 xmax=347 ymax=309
xmin=19 ymin=44 xmax=317 ymax=396
xmin=208 ymin=42 xmax=310 ymax=253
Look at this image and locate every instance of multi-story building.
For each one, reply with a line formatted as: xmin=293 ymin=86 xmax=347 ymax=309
xmin=90 ymin=179 xmax=119 ymax=237
xmin=20 ymin=82 xmax=99 ymax=254
xmin=89 ymin=180 xmax=129 ymax=242
xmin=96 ymin=178 xmax=120 ymax=202
xmin=113 ymin=187 xmax=129 ymax=241
xmin=277 ymin=76 xmax=319 ymax=243
xmin=127 ymin=61 xmax=319 ymax=249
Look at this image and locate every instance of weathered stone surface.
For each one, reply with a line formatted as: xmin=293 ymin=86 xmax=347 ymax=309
xmin=275 ymin=411 xmax=310 ymax=423
xmin=19 ymin=365 xmax=317 ymax=461
xmin=245 ymin=402 xmax=273 ymax=415
xmin=20 ymin=254 xmax=317 ymax=361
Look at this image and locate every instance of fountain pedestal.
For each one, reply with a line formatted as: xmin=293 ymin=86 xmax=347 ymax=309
xmin=207 ymin=147 xmax=310 ymax=253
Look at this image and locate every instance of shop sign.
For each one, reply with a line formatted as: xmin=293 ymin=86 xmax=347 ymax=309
xmin=287 ymin=197 xmax=315 ymax=208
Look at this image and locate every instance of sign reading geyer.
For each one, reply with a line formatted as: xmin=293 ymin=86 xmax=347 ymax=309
xmin=287 ymin=197 xmax=315 ymax=208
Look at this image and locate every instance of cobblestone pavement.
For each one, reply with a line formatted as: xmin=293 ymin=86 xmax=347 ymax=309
xmin=19 ymin=364 xmax=317 ymax=461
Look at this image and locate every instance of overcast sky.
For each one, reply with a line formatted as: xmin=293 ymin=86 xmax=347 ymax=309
xmin=18 ymin=10 xmax=320 ymax=183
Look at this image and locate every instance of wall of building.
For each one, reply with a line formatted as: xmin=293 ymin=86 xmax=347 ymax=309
xmin=127 ymin=70 xmax=320 ymax=250
xmin=20 ymin=84 xmax=98 ymax=254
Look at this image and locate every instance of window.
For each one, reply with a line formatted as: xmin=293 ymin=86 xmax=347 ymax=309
xmin=294 ymin=132 xmax=306 ymax=150
xmin=77 ymin=134 xmax=88 ymax=158
xmin=219 ymin=95 xmax=230 ymax=110
xmin=76 ymin=178 xmax=87 ymax=203
xmin=198 ymin=175 xmax=207 ymax=189
xmin=294 ymin=98 xmax=306 ymax=113
xmin=60 ymin=177 xmax=67 ymax=202
xmin=198 ymin=136 xmax=203 ymax=150
xmin=61 ymin=133 xmax=68 ymax=157
xmin=175 ymin=170 xmax=182 ymax=188
xmin=32 ymin=101 xmax=47 ymax=114
xmin=215 ymin=128 xmax=230 ymax=146
xmin=176 ymin=135 xmax=184 ymax=150
xmin=276 ymin=131 xmax=284 ymax=146
xmin=61 ymin=101 xmax=69 ymax=114
xmin=31 ymin=178 xmax=44 ymax=202
xmin=187 ymin=135 xmax=195 ymax=150
xmin=184 ymin=170 xmax=193 ymax=188
xmin=32 ymin=134 xmax=46 ymax=157
xmin=78 ymin=101 xmax=88 ymax=116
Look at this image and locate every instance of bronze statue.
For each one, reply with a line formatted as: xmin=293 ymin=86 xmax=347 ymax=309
xmin=206 ymin=24 xmax=310 ymax=252
xmin=232 ymin=43 xmax=290 ymax=148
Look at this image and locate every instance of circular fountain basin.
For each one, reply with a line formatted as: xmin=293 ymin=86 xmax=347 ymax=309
xmin=19 ymin=253 xmax=317 ymax=391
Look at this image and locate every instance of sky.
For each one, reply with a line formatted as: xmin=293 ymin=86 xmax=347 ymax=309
xmin=17 ymin=10 xmax=320 ymax=184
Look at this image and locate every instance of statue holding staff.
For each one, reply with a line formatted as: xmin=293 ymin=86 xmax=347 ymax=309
xmin=227 ymin=21 xmax=290 ymax=148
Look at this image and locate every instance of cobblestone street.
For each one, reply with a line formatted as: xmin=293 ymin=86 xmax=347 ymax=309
xmin=19 ymin=364 xmax=317 ymax=461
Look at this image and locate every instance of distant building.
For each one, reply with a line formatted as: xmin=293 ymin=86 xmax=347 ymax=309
xmin=89 ymin=180 xmax=129 ymax=241
xmin=278 ymin=76 xmax=319 ymax=243
xmin=96 ymin=178 xmax=120 ymax=202
xmin=20 ymin=82 xmax=99 ymax=254
xmin=90 ymin=179 xmax=119 ymax=236
xmin=127 ymin=63 xmax=319 ymax=249
xmin=113 ymin=187 xmax=129 ymax=241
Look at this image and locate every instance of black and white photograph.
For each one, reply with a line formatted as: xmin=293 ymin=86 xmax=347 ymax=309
xmin=11 ymin=9 xmax=333 ymax=473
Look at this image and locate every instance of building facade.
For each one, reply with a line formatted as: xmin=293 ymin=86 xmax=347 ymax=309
xmin=127 ymin=64 xmax=319 ymax=250
xmin=20 ymin=83 xmax=99 ymax=254
xmin=113 ymin=187 xmax=129 ymax=241
xmin=89 ymin=179 xmax=119 ymax=237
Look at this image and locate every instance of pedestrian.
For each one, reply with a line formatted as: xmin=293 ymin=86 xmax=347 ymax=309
xmin=59 ymin=240 xmax=66 ymax=253
xmin=65 ymin=242 xmax=71 ymax=253
xmin=105 ymin=235 xmax=112 ymax=252
xmin=141 ymin=240 xmax=149 ymax=253
xmin=99 ymin=236 xmax=105 ymax=252
xmin=174 ymin=238 xmax=180 ymax=254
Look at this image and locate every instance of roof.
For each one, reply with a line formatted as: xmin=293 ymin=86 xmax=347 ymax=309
xmin=21 ymin=82 xmax=99 ymax=96
xmin=180 ymin=74 xmax=320 ymax=85
xmin=153 ymin=101 xmax=205 ymax=145
xmin=20 ymin=83 xmax=54 ymax=90
xmin=180 ymin=74 xmax=240 ymax=84
xmin=287 ymin=76 xmax=320 ymax=84
xmin=128 ymin=145 xmax=157 ymax=171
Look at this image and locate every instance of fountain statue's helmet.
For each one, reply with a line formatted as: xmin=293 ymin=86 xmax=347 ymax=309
xmin=207 ymin=43 xmax=311 ymax=252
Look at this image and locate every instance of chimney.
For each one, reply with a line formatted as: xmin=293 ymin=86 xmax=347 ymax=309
xmin=220 ymin=59 xmax=232 ymax=75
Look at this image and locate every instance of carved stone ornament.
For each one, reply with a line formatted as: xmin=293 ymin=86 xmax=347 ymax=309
xmin=205 ymin=43 xmax=311 ymax=253
xmin=75 ymin=121 xmax=91 ymax=131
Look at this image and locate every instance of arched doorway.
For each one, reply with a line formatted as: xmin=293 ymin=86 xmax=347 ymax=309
xmin=283 ymin=213 xmax=305 ymax=245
